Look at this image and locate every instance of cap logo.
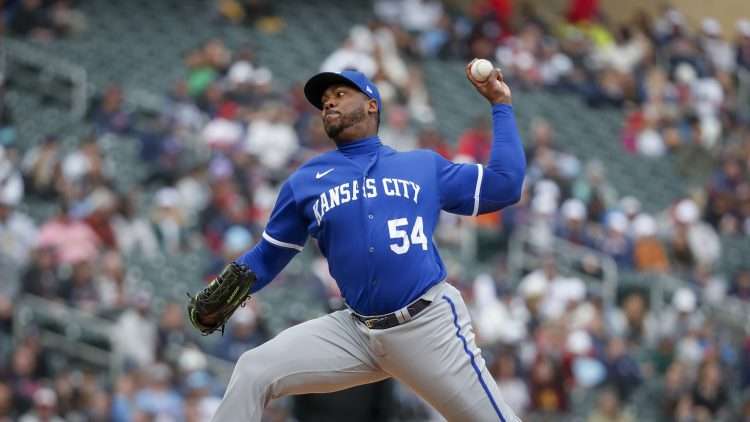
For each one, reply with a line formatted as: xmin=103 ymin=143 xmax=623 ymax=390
xmin=365 ymin=85 xmax=373 ymax=94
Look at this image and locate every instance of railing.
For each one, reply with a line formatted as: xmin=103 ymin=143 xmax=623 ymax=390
xmin=0 ymin=42 xmax=7 ymax=86
xmin=13 ymin=295 xmax=235 ymax=383
xmin=507 ymin=225 xmax=619 ymax=308
xmin=647 ymin=272 xmax=750 ymax=334
xmin=14 ymin=295 xmax=120 ymax=379
xmin=508 ymin=226 xmax=750 ymax=334
xmin=2 ymin=38 xmax=88 ymax=119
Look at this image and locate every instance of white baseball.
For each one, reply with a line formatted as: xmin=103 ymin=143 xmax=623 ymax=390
xmin=470 ymin=59 xmax=493 ymax=81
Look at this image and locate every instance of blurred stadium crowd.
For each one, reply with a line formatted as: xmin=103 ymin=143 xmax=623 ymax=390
xmin=1 ymin=0 xmax=750 ymax=421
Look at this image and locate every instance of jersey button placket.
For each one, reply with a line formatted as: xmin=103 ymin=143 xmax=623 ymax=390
xmin=364 ymin=154 xmax=379 ymax=298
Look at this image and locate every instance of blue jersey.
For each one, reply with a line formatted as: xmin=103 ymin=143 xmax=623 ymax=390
xmin=238 ymin=104 xmax=525 ymax=316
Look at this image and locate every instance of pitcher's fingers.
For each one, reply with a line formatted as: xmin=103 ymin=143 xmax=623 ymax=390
xmin=466 ymin=59 xmax=477 ymax=81
xmin=495 ymin=67 xmax=505 ymax=82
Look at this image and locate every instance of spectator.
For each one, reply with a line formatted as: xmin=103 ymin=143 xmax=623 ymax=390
xmin=379 ymin=104 xmax=418 ymax=151
xmin=176 ymin=164 xmax=211 ymax=227
xmin=572 ymin=160 xmax=617 ymax=223
xmin=212 ymin=306 xmax=270 ymax=362
xmin=20 ymin=245 xmax=60 ymax=300
xmin=83 ymin=187 xmax=119 ymax=250
xmin=83 ymin=389 xmax=111 ymax=422
xmin=156 ymin=302 xmax=194 ymax=365
xmin=454 ymin=116 xmax=491 ymax=163
xmin=206 ymin=225 xmax=254 ymax=278
xmin=47 ymin=0 xmax=87 ymax=36
xmin=528 ymin=355 xmax=567 ymax=413
xmin=493 ymin=352 xmax=530 ymax=417
xmin=111 ymin=191 xmax=159 ymax=258
xmin=688 ymin=264 xmax=726 ymax=305
xmin=706 ymin=157 xmax=744 ymax=223
xmin=473 ymin=273 xmax=528 ymax=345
xmin=60 ymin=136 xmax=108 ymax=192
xmin=19 ymin=388 xmax=64 ymax=422
xmin=3 ymin=344 xmax=45 ymax=414
xmin=21 ymin=135 xmax=62 ymax=199
xmin=200 ymin=115 xmax=243 ymax=150
xmin=699 ymin=18 xmax=735 ymax=73
xmin=610 ymin=292 xmax=657 ymax=346
xmin=0 ymin=296 xmax=12 ymax=354
xmin=495 ymin=22 xmax=546 ymax=88
xmin=57 ymin=259 xmax=99 ymax=313
xmin=692 ymin=360 xmax=729 ymax=418
xmin=92 ymin=85 xmax=131 ymax=135
xmin=200 ymin=178 xmax=255 ymax=255
xmin=244 ymin=101 xmax=300 ymax=171
xmin=111 ymin=373 xmax=137 ymax=422
xmin=598 ymin=212 xmax=634 ymax=269
xmin=0 ymin=381 xmax=13 ymax=421
xmin=653 ymin=361 xmax=691 ymax=420
xmin=96 ymin=250 xmax=136 ymax=314
xmin=0 ymin=146 xmax=25 ymax=211
xmin=729 ymin=269 xmax=750 ymax=301
xmin=397 ymin=0 xmax=445 ymax=34
xmin=111 ymin=291 xmax=157 ymax=368
xmin=151 ymin=187 xmax=188 ymax=254
xmin=659 ymin=287 xmax=704 ymax=342
xmin=184 ymin=40 xmax=231 ymax=98
xmin=0 ymin=97 xmax=15 ymax=147
xmin=525 ymin=182 xmax=559 ymax=249
xmin=595 ymin=26 xmax=648 ymax=76
xmin=737 ymin=19 xmax=750 ymax=123
xmin=133 ymin=362 xmax=184 ymax=420
xmin=602 ymin=337 xmax=641 ymax=400
xmin=587 ymin=387 xmax=635 ymax=422
xmin=8 ymin=0 xmax=53 ymax=39
xmin=557 ymin=198 xmax=594 ymax=247
xmin=320 ymin=26 xmax=378 ymax=78
xmin=416 ymin=127 xmax=451 ymax=159
xmin=666 ymin=198 xmax=721 ymax=271
xmin=216 ymin=0 xmax=278 ymax=27
xmin=525 ymin=119 xmax=578 ymax=189
xmin=631 ymin=214 xmax=669 ymax=272
xmin=0 ymin=165 xmax=37 ymax=291
xmin=519 ymin=256 xmax=561 ymax=299
xmin=183 ymin=370 xmax=221 ymax=421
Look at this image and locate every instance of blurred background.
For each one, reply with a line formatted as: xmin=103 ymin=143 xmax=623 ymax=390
xmin=1 ymin=0 xmax=750 ymax=421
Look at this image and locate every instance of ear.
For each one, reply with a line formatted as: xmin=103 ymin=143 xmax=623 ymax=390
xmin=367 ymin=99 xmax=378 ymax=115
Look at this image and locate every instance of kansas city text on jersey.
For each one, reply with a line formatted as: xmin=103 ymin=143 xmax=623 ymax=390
xmin=313 ymin=177 xmax=422 ymax=225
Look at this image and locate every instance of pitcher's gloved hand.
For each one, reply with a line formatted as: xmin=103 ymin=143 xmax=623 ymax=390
xmin=187 ymin=262 xmax=256 ymax=335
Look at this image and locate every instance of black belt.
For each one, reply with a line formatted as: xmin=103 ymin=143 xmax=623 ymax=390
xmin=353 ymin=299 xmax=432 ymax=330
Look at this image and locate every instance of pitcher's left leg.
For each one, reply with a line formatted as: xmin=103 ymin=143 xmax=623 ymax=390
xmin=373 ymin=284 xmax=521 ymax=422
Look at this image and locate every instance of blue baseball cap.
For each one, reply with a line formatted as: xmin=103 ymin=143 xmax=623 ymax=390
xmin=304 ymin=69 xmax=381 ymax=111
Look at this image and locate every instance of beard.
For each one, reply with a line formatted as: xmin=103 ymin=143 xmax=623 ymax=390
xmin=323 ymin=108 xmax=366 ymax=139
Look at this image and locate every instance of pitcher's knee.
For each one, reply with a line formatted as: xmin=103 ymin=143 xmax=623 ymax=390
xmin=235 ymin=350 xmax=273 ymax=391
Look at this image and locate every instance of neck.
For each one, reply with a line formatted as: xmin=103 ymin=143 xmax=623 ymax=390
xmin=335 ymin=135 xmax=382 ymax=156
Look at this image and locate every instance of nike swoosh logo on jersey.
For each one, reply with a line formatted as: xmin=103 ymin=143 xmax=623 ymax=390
xmin=315 ymin=168 xmax=334 ymax=179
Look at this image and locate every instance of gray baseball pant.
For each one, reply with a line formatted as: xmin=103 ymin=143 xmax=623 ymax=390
xmin=211 ymin=282 xmax=520 ymax=422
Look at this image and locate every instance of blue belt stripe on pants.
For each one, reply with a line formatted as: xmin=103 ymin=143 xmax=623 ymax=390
xmin=443 ymin=295 xmax=506 ymax=422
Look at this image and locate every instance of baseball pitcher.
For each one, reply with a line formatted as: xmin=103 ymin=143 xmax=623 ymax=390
xmin=187 ymin=60 xmax=526 ymax=421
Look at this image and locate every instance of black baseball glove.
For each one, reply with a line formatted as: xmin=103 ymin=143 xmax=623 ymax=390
xmin=187 ymin=262 xmax=256 ymax=335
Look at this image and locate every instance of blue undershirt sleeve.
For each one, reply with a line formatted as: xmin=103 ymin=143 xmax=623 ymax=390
xmin=478 ymin=103 xmax=526 ymax=214
xmin=236 ymin=239 xmax=298 ymax=293
xmin=436 ymin=103 xmax=525 ymax=215
xmin=235 ymin=181 xmax=309 ymax=293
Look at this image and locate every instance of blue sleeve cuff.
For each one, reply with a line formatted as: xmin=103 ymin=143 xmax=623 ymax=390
xmin=237 ymin=238 xmax=299 ymax=293
xmin=492 ymin=103 xmax=513 ymax=113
